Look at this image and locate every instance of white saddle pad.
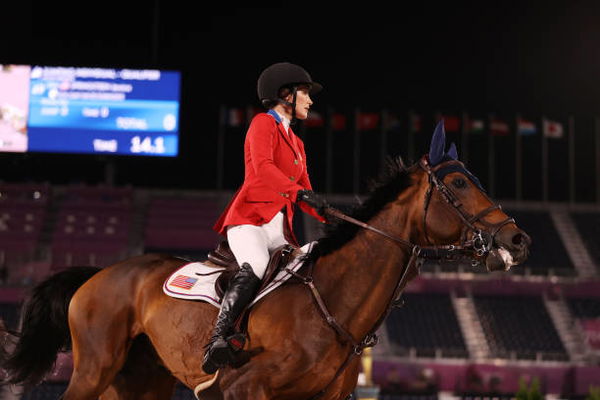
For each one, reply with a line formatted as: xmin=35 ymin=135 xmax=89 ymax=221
xmin=163 ymin=241 xmax=316 ymax=308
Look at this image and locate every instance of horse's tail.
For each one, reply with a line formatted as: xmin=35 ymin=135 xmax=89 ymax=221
xmin=1 ymin=266 xmax=102 ymax=387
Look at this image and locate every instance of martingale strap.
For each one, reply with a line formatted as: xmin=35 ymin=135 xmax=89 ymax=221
xmin=287 ymin=246 xmax=422 ymax=400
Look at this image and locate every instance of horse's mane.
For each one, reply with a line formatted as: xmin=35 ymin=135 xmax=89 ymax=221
xmin=304 ymin=156 xmax=413 ymax=263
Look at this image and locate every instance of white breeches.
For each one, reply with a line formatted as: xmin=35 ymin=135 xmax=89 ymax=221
xmin=226 ymin=211 xmax=289 ymax=279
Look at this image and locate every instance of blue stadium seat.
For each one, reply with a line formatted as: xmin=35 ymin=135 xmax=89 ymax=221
xmin=504 ymin=210 xmax=574 ymax=276
xmin=566 ymin=297 xmax=600 ymax=319
xmin=569 ymin=212 xmax=600 ymax=269
xmin=385 ymin=293 xmax=468 ymax=358
xmin=0 ymin=302 xmax=21 ymax=331
xmin=474 ymin=295 xmax=568 ymax=361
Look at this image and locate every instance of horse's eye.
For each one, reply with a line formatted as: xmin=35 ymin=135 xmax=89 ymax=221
xmin=452 ymin=178 xmax=467 ymax=189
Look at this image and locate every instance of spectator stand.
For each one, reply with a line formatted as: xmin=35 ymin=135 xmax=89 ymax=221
xmin=565 ymin=295 xmax=600 ymax=363
xmin=142 ymin=190 xmax=223 ymax=260
xmin=0 ymin=182 xmax=51 ymax=286
xmin=384 ymin=292 xmax=469 ymax=361
xmin=48 ymin=184 xmax=135 ymax=271
xmin=473 ymin=294 xmax=568 ymax=362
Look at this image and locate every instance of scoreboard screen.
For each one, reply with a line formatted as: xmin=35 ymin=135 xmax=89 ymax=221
xmin=0 ymin=64 xmax=181 ymax=157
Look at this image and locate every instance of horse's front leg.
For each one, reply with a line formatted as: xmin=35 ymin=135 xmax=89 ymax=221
xmin=316 ymin=359 xmax=361 ymax=400
xmin=222 ymin=374 xmax=270 ymax=400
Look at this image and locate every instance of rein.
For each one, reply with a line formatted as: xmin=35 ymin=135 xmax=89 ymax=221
xmin=291 ymin=156 xmax=514 ymax=399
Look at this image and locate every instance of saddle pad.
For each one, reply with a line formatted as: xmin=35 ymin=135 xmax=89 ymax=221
xmin=163 ymin=241 xmax=316 ymax=308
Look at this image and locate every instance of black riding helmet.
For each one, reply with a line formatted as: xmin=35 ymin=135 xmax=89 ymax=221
xmin=257 ymin=62 xmax=322 ymax=122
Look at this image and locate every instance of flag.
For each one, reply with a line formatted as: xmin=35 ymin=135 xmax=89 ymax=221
xmin=225 ymin=107 xmax=245 ymax=127
xmin=170 ymin=275 xmax=198 ymax=290
xmin=409 ymin=112 xmax=421 ymax=132
xmin=517 ymin=118 xmax=536 ymax=135
xmin=384 ymin=112 xmax=402 ymax=131
xmin=543 ymin=118 xmax=564 ymax=138
xmin=305 ymin=110 xmax=324 ymax=128
xmin=356 ymin=112 xmax=380 ymax=131
xmin=438 ymin=114 xmax=460 ymax=132
xmin=490 ymin=117 xmax=510 ymax=136
xmin=331 ymin=113 xmax=347 ymax=131
xmin=467 ymin=118 xmax=485 ymax=134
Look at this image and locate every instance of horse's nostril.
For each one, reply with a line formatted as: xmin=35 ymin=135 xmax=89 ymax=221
xmin=512 ymin=233 xmax=524 ymax=246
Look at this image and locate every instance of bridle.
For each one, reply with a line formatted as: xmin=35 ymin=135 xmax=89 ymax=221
xmin=325 ymin=155 xmax=515 ymax=267
xmin=420 ymin=156 xmax=515 ymax=264
xmin=294 ymin=155 xmax=517 ymax=399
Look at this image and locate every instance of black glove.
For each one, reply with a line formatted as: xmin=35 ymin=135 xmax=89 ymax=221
xmin=296 ymin=189 xmax=329 ymax=217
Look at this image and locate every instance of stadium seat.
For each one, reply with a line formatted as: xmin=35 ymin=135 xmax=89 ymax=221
xmin=504 ymin=210 xmax=575 ymax=276
xmin=385 ymin=293 xmax=468 ymax=359
xmin=474 ymin=295 xmax=568 ymax=361
xmin=143 ymin=196 xmax=221 ymax=253
xmin=569 ymin=212 xmax=600 ymax=269
xmin=566 ymin=297 xmax=600 ymax=319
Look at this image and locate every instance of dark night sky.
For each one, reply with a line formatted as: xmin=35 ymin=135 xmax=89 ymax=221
xmin=2 ymin=0 xmax=600 ymax=194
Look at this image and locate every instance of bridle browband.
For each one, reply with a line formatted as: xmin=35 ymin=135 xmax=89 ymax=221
xmin=292 ymin=155 xmax=516 ymax=400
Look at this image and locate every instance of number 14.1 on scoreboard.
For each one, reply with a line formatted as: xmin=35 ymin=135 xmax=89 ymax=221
xmin=130 ymin=136 xmax=166 ymax=154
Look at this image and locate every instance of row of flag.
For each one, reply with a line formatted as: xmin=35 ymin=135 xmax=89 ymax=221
xmin=222 ymin=107 xmax=566 ymax=139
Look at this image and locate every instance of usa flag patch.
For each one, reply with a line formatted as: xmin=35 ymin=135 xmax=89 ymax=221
xmin=170 ymin=275 xmax=198 ymax=290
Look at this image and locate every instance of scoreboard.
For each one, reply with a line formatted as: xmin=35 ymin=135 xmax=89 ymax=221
xmin=0 ymin=65 xmax=181 ymax=157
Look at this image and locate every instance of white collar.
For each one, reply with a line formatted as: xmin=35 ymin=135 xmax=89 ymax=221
xmin=273 ymin=109 xmax=291 ymax=134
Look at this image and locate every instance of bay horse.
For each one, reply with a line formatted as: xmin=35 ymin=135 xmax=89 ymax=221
xmin=1 ymin=122 xmax=530 ymax=399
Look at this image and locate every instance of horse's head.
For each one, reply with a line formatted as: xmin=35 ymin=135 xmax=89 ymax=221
xmin=410 ymin=120 xmax=530 ymax=271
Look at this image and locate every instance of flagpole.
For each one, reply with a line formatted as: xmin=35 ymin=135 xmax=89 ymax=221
xmin=461 ymin=111 xmax=469 ymax=166
xmin=488 ymin=113 xmax=496 ymax=198
xmin=326 ymin=106 xmax=334 ymax=195
xmin=515 ymin=113 xmax=522 ymax=202
xmin=380 ymin=109 xmax=388 ymax=171
xmin=408 ymin=109 xmax=415 ymax=163
xmin=596 ymin=117 xmax=600 ymax=204
xmin=568 ymin=115 xmax=575 ymax=203
xmin=541 ymin=116 xmax=548 ymax=202
xmin=217 ymin=104 xmax=226 ymax=190
xmin=353 ymin=107 xmax=360 ymax=195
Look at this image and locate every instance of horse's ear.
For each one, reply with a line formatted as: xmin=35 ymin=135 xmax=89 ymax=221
xmin=448 ymin=142 xmax=458 ymax=160
xmin=429 ymin=120 xmax=446 ymax=165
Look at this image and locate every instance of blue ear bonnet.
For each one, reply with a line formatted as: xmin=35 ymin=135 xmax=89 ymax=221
xmin=434 ymin=163 xmax=485 ymax=192
xmin=428 ymin=120 xmax=485 ymax=191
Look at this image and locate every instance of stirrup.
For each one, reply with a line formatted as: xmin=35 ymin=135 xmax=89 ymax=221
xmin=227 ymin=332 xmax=246 ymax=351
xmin=202 ymin=336 xmax=233 ymax=374
xmin=201 ymin=333 xmax=247 ymax=374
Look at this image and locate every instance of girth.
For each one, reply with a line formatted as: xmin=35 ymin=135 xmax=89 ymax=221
xmin=207 ymin=241 xmax=297 ymax=299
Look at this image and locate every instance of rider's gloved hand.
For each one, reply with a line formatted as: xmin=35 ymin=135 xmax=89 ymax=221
xmin=296 ymin=189 xmax=329 ymax=217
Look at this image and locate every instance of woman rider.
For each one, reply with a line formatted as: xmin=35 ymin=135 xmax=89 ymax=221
xmin=203 ymin=62 xmax=329 ymax=374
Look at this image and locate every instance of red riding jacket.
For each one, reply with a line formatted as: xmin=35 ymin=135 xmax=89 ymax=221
xmin=213 ymin=110 xmax=326 ymax=245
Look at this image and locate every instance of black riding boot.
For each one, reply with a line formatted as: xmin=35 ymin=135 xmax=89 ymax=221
xmin=201 ymin=262 xmax=261 ymax=374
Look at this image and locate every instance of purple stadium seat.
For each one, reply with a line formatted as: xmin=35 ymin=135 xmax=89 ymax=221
xmin=0 ymin=183 xmax=50 ymax=208
xmin=48 ymin=185 xmax=135 ymax=271
xmin=143 ymin=196 xmax=221 ymax=251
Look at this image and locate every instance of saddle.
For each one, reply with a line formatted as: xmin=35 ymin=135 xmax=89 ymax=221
xmin=207 ymin=241 xmax=297 ymax=299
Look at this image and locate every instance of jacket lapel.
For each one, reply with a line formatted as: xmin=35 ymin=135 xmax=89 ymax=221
xmin=277 ymin=123 xmax=300 ymax=158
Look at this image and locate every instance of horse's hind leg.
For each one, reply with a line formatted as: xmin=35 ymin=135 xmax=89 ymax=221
xmin=99 ymin=335 xmax=177 ymax=400
xmin=61 ymin=291 xmax=133 ymax=400
xmin=61 ymin=341 xmax=130 ymax=400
